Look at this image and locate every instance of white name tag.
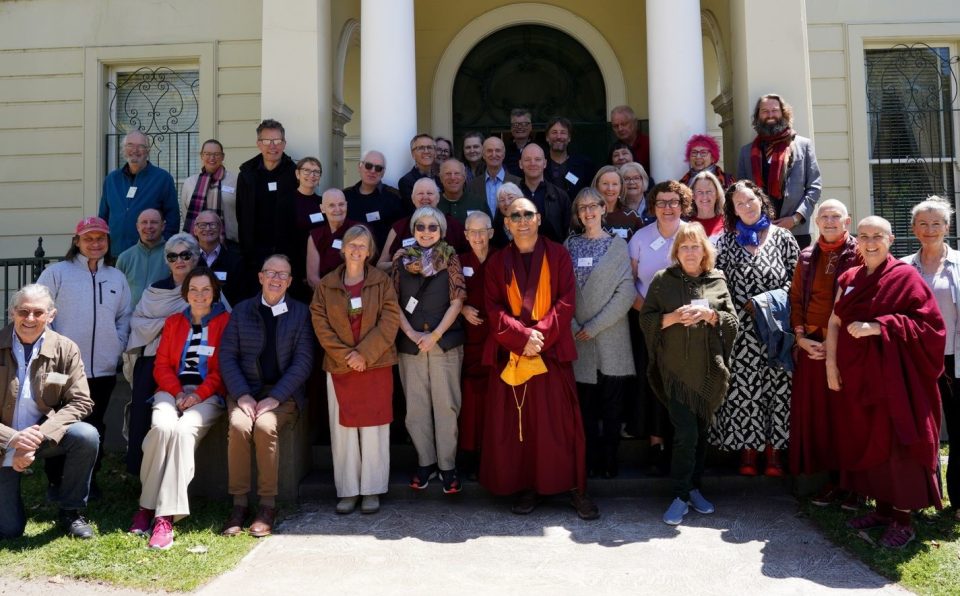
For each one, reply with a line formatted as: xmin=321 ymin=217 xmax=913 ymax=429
xmin=267 ymin=181 xmax=278 ymax=192
xmin=45 ymin=372 xmax=69 ymax=386
xmin=691 ymin=298 xmax=709 ymax=308
xmin=366 ymin=211 xmax=381 ymax=222
xmin=332 ymin=239 xmax=342 ymax=249
xmin=271 ymin=302 xmax=288 ymax=316
xmin=614 ymin=228 xmax=628 ymax=239
xmin=197 ymin=345 xmax=216 ymax=356
xmin=309 ymin=212 xmax=325 ymax=224
xmin=564 ymin=171 xmax=579 ymax=185
xmin=350 ymin=297 xmax=362 ymax=309
xmin=577 ymin=257 xmax=593 ymax=267
xmin=463 ymin=266 xmax=474 ymax=277
xmin=221 ymin=185 xmax=235 ymax=194
xmin=405 ymin=297 xmax=419 ymax=314
xmin=215 ymin=271 xmax=227 ymax=281
xmin=844 ymin=286 xmax=854 ymax=295
xmin=402 ymin=237 xmax=416 ymax=248
xmin=649 ymin=236 xmax=666 ymax=251
xmin=126 ymin=186 xmax=137 ymax=199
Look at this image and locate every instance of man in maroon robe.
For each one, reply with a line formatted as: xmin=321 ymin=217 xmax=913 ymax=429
xmin=480 ymin=198 xmax=599 ymax=520
xmin=826 ymin=216 xmax=945 ymax=549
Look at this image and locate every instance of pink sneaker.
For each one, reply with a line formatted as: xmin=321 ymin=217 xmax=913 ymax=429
xmin=128 ymin=507 xmax=155 ymax=536
xmin=148 ymin=516 xmax=174 ymax=550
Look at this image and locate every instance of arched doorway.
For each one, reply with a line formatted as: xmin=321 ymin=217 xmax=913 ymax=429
xmin=452 ymin=25 xmax=608 ymax=166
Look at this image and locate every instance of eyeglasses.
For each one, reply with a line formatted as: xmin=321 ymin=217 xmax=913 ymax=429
xmin=166 ymin=251 xmax=194 ymax=262
xmin=195 ymin=222 xmax=219 ymax=230
xmin=15 ymin=308 xmax=48 ymax=319
xmin=201 ymin=151 xmax=223 ymax=158
xmin=577 ymin=203 xmax=603 ymax=213
xmin=689 ymin=150 xmax=711 ymax=158
xmin=655 ymin=200 xmax=681 ymax=209
xmin=299 ymin=168 xmax=322 ymax=177
xmin=413 ymin=145 xmax=435 ymax=153
xmin=509 ymin=211 xmax=537 ymax=223
xmin=258 ymin=138 xmax=285 ymax=147
xmin=511 ymin=121 xmax=532 ymax=128
xmin=362 ymin=161 xmax=385 ymax=173
xmin=415 ymin=223 xmax=440 ymax=233
xmin=465 ymin=228 xmax=492 ymax=237
xmin=124 ymin=143 xmax=149 ymax=151
xmin=261 ymin=270 xmax=292 ymax=280
xmin=623 ymin=176 xmax=644 ymax=183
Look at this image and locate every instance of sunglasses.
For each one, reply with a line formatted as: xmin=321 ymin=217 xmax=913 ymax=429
xmin=15 ymin=308 xmax=47 ymax=319
xmin=508 ymin=210 xmax=537 ymax=223
xmin=166 ymin=251 xmax=194 ymax=263
xmin=415 ymin=223 xmax=440 ymax=233
xmin=362 ymin=161 xmax=385 ymax=173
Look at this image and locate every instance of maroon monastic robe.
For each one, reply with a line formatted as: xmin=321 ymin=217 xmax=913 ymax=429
xmin=458 ymin=249 xmax=493 ymax=452
xmin=479 ymin=237 xmax=586 ymax=495
xmin=309 ymin=219 xmax=361 ymax=279
xmin=833 ymin=254 xmax=945 ymax=510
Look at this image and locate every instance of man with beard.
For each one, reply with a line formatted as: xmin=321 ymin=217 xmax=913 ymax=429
xmin=737 ymin=94 xmax=822 ymax=249
xmin=543 ymin=117 xmax=596 ymax=200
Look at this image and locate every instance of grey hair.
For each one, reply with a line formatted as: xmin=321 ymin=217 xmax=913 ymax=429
xmin=164 ymin=232 xmax=201 ymax=258
xmin=340 ymin=225 xmax=378 ymax=262
xmin=618 ymin=162 xmax=649 ymax=194
xmin=360 ymin=150 xmax=386 ymax=169
xmin=497 ymin=182 xmax=523 ymax=203
xmin=410 ymin=206 xmax=447 ymax=238
xmin=8 ymin=283 xmax=56 ymax=316
xmin=123 ymin=129 xmax=149 ymax=147
xmin=689 ymin=170 xmax=726 ymax=217
xmin=464 ymin=211 xmax=492 ymax=228
xmin=911 ymin=195 xmax=953 ymax=228
xmin=815 ymin=199 xmax=849 ymax=219
xmin=412 ymin=177 xmax=440 ymax=197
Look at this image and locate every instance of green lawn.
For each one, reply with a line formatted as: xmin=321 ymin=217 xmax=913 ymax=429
xmin=0 ymin=455 xmax=260 ymax=592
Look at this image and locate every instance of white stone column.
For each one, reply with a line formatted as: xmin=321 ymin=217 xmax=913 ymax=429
xmin=360 ymin=0 xmax=417 ymax=187
xmin=260 ymin=0 xmax=333 ymax=188
xmin=646 ymin=0 xmax=706 ymax=181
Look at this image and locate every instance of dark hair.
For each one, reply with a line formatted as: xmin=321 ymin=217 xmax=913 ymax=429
xmin=510 ymin=108 xmax=532 ymax=120
xmin=200 ymin=139 xmax=224 ymax=153
xmin=723 ymin=180 xmax=777 ymax=233
xmin=256 ymin=119 xmax=285 ymax=138
xmin=180 ymin=266 xmax=222 ymax=303
xmin=409 ymin=133 xmax=434 ymax=149
xmin=647 ymin=180 xmax=693 ymax=219
xmin=66 ymin=234 xmax=116 ymax=267
xmin=545 ymin=116 xmax=572 ymax=136
xmin=296 ymin=156 xmax=322 ymax=173
xmin=751 ymin=94 xmax=794 ymax=130
xmin=609 ymin=141 xmax=634 ymax=165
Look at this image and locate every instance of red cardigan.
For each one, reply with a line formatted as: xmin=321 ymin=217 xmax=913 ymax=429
xmin=153 ymin=310 xmax=230 ymax=400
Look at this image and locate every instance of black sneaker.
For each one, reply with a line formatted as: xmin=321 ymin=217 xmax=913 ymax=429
xmin=46 ymin=483 xmax=60 ymax=502
xmin=440 ymin=468 xmax=462 ymax=494
xmin=59 ymin=509 xmax=95 ymax=540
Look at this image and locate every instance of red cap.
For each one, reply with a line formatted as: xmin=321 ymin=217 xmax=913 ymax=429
xmin=76 ymin=216 xmax=110 ymax=236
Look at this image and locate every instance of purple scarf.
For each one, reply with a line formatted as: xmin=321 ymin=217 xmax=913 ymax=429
xmin=183 ymin=166 xmax=225 ymax=236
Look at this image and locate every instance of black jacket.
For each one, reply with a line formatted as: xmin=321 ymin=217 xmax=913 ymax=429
xmin=235 ymin=152 xmax=299 ymax=269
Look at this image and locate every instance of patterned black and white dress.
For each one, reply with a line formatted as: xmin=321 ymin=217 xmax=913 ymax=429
xmin=708 ymin=227 xmax=799 ymax=450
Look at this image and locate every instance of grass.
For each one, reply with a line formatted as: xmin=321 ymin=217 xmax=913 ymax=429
xmin=0 ymin=455 xmax=261 ymax=592
xmin=801 ymin=452 xmax=959 ymax=596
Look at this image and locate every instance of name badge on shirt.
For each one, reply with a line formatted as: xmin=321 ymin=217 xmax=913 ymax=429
xmin=350 ymin=297 xmax=362 ymax=310
xmin=215 ymin=271 xmax=228 ymax=281
xmin=577 ymin=257 xmax=593 ymax=267
xmin=126 ymin=187 xmax=138 ymax=199
xmin=691 ymin=298 xmax=710 ymax=308
xmin=197 ymin=345 xmax=216 ymax=356
xmin=309 ymin=212 xmax=325 ymax=224
xmin=402 ymin=237 xmax=416 ymax=248
xmin=221 ymin=185 xmax=235 ymax=194
xmin=271 ymin=302 xmax=289 ymax=317
xmin=45 ymin=372 xmax=69 ymax=386
xmin=463 ymin=266 xmax=475 ymax=277
xmin=649 ymin=236 xmax=666 ymax=251
xmin=405 ymin=297 xmax=419 ymax=314
xmin=332 ymin=239 xmax=342 ymax=249
xmin=366 ymin=211 xmax=381 ymax=222
xmin=844 ymin=286 xmax=854 ymax=296
xmin=564 ymin=171 xmax=579 ymax=185
xmin=267 ymin=182 xmax=278 ymax=192
xmin=614 ymin=228 xmax=628 ymax=239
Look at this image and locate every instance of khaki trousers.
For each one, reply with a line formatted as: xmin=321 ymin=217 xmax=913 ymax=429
xmin=139 ymin=391 xmax=224 ymax=519
xmin=326 ymin=373 xmax=390 ymax=497
xmin=226 ymin=397 xmax=299 ymax=498
xmin=398 ymin=345 xmax=463 ymax=470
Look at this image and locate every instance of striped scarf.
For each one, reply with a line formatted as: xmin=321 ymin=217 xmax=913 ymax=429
xmin=750 ymin=128 xmax=794 ymax=199
xmin=183 ymin=166 xmax=226 ymax=237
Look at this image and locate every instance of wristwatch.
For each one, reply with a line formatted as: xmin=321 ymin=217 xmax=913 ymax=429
xmin=793 ymin=213 xmax=803 ymax=225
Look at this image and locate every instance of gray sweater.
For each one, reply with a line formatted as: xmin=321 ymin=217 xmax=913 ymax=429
xmin=564 ymin=234 xmax=636 ymax=383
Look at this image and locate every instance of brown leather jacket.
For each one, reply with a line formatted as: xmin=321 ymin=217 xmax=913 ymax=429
xmin=0 ymin=325 xmax=92 ymax=450
xmin=311 ymin=264 xmax=400 ymax=374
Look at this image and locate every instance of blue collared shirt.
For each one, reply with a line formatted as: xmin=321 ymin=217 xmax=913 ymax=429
xmin=3 ymin=331 xmax=45 ymax=467
xmin=484 ymin=168 xmax=507 ymax=216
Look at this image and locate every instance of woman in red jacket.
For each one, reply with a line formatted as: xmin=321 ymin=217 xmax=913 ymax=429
xmin=128 ymin=267 xmax=230 ymax=550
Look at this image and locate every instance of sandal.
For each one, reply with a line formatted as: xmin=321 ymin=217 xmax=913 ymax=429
xmin=440 ymin=468 xmax=462 ymax=494
xmin=879 ymin=522 xmax=916 ymax=549
xmin=409 ymin=464 xmax=438 ymax=490
xmin=847 ymin=511 xmax=892 ymax=530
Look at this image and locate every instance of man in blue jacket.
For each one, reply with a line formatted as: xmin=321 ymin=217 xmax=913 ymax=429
xmin=218 ymin=254 xmax=314 ymax=538
xmin=99 ymin=130 xmax=180 ymax=256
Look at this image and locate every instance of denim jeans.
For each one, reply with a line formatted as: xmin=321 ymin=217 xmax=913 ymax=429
xmin=0 ymin=422 xmax=99 ymax=539
xmin=666 ymin=398 xmax=708 ymax=501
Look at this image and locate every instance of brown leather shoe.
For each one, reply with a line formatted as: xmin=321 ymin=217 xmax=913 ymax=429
xmin=248 ymin=506 xmax=276 ymax=538
xmin=221 ymin=505 xmax=249 ymax=537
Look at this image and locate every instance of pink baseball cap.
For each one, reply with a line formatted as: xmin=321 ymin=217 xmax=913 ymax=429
xmin=76 ymin=216 xmax=110 ymax=236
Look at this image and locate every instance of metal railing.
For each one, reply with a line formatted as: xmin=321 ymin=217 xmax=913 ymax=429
xmin=1 ymin=237 xmax=61 ymax=326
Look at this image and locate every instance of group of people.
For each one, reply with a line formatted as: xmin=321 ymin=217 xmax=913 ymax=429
xmin=0 ymin=93 xmax=952 ymax=554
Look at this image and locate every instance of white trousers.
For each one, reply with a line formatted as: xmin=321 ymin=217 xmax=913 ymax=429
xmin=326 ymin=373 xmax=390 ymax=498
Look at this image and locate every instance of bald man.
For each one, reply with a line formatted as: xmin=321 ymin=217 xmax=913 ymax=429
xmin=519 ymin=144 xmax=571 ymax=243
xmin=463 ymin=137 xmax=521 ymax=218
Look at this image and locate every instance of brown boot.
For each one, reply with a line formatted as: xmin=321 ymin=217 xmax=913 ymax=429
xmin=248 ymin=506 xmax=276 ymax=538
xmin=221 ymin=506 xmax=249 ymax=537
xmin=764 ymin=445 xmax=785 ymax=477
